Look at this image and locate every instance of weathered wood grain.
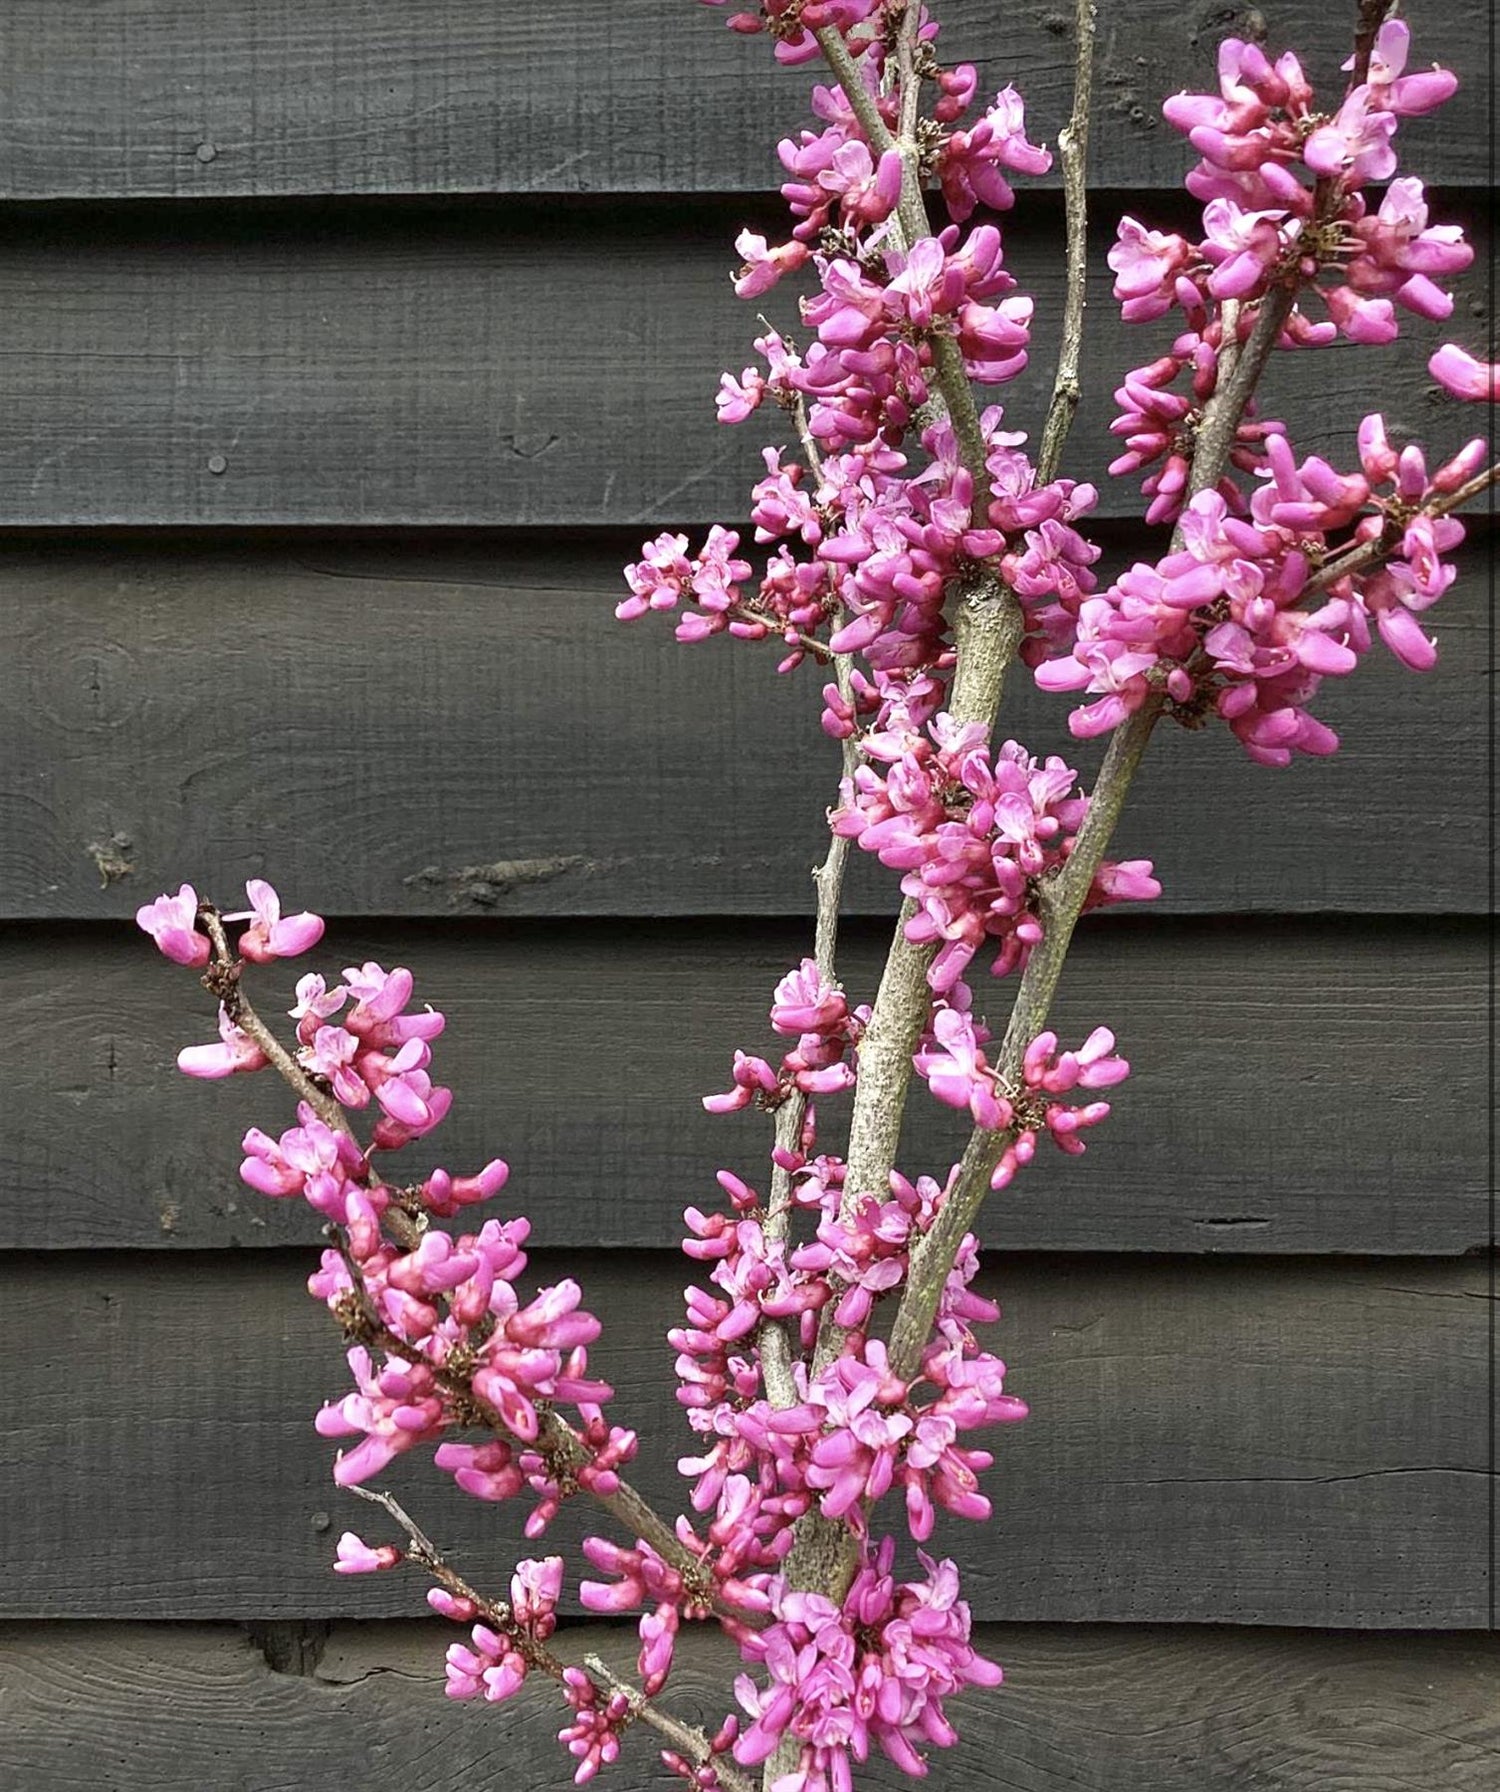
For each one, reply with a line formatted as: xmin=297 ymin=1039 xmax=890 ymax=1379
xmin=0 ymin=204 xmax=1483 ymax=524
xmin=0 ymin=534 xmax=1488 ymax=919
xmin=2 ymin=1621 xmax=1497 ymax=1791
xmin=0 ymin=1 xmax=1486 ymax=199
xmin=1 ymin=1251 xmax=1490 ymax=1623
xmin=3 ymin=917 xmax=1485 ymax=1255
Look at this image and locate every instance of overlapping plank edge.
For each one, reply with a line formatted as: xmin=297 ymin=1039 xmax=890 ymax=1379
xmin=0 ymin=197 xmax=1484 ymax=526
xmin=2 ymin=915 xmax=1485 ymax=1253
xmin=1 ymin=1621 xmax=1497 ymax=1790
xmin=2 ymin=1250 xmax=1491 ymax=1624
xmin=1 ymin=531 xmax=1488 ymax=918
xmin=0 ymin=0 xmax=1487 ymax=199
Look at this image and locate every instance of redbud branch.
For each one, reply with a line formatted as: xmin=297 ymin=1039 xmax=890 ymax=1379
xmin=889 ymin=0 xmax=1412 ymax=1404
xmin=890 ymin=377 xmax=1500 ymax=1382
xmin=1188 ymin=287 xmax=1294 ymax=501
xmin=190 ymin=923 xmax=734 ymax=1626
xmin=351 ymin=1486 xmax=752 ymax=1789
xmin=1036 ymin=0 xmax=1096 ymax=485
xmin=885 ymin=290 xmax=1294 ymax=1379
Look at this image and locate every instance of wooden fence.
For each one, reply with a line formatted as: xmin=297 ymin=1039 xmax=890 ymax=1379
xmin=1 ymin=4 xmax=1495 ymax=1787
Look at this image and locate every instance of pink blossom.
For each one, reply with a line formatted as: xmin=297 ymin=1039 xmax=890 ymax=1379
xmin=510 ymin=1555 xmax=563 ymax=1638
xmin=770 ymin=960 xmax=849 ymax=1036
xmin=559 ymin=1667 xmax=631 ymax=1782
xmin=445 ymin=1623 xmax=528 ymax=1705
xmin=136 ymin=883 xmax=209 ymax=967
xmin=913 ymin=1003 xmax=1012 ymax=1131
xmin=1353 ymin=19 xmax=1458 ymax=117
xmin=177 ymin=1005 xmax=269 ymax=1079
xmin=1108 ymin=218 xmax=1195 ymax=320
xmin=315 ymin=1346 xmax=446 ymax=1486
xmin=936 ymin=85 xmax=1051 ymax=219
xmin=227 ymin=879 xmax=326 ymax=963
xmin=239 ymin=1105 xmax=363 ymax=1205
xmin=732 ymin=229 xmax=811 ymax=297
xmin=1430 ymin=343 xmax=1500 ymax=403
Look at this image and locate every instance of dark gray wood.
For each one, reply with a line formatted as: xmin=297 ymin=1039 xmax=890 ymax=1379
xmin=2 ymin=918 xmax=1486 ymax=1255
xmin=0 ymin=535 xmax=1488 ymax=919
xmin=1 ymin=1621 xmax=1498 ymax=1790
xmin=0 ymin=1 xmax=1486 ymax=199
xmin=1 ymin=1252 xmax=1490 ymax=1624
xmin=0 ymin=204 xmax=1483 ymax=524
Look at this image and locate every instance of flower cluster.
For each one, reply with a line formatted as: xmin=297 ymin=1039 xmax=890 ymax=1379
xmin=832 ymin=713 xmax=1159 ymax=988
xmin=916 ymin=990 xmax=1130 ymax=1189
xmin=1131 ymin=25 xmax=1467 ymax=341
xmin=986 ymin=18 xmax=1494 ymax=765
xmin=625 ymin=14 xmax=1070 ymax=713
xmin=1104 ymin=22 xmax=1470 ymax=526
xmin=733 ymin=1546 xmax=1001 ymax=1790
xmin=441 ymin=1555 xmax=562 ymax=1703
xmin=705 ymin=958 xmax=865 ymax=1113
xmin=674 ymin=977 xmax=1030 ymax=1548
xmin=1035 ymin=423 xmax=1486 ymax=763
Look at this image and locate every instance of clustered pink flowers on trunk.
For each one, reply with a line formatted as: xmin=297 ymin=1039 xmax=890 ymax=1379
xmin=140 ymin=4 xmax=1494 ymax=1789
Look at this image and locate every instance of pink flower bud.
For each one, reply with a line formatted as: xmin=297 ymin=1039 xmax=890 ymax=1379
xmin=333 ymin=1532 xmax=402 ymax=1574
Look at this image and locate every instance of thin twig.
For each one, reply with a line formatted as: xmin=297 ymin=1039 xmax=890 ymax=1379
xmin=893 ymin=0 xmax=928 ymax=231
xmin=350 ymin=1488 xmax=752 ymax=1789
xmin=1036 ymin=0 xmax=1096 ymax=484
xmin=347 ymin=1484 xmax=510 ymax=1620
xmin=760 ymin=701 xmax=858 ymax=1408
xmin=1187 ymin=287 xmax=1293 ymax=502
xmin=585 ymin=1655 xmax=757 ymax=1792
xmin=760 ymin=471 xmax=859 ymax=1405
xmin=1301 ymin=459 xmax=1500 ymax=596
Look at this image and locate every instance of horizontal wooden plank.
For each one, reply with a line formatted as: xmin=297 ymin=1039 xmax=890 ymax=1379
xmin=0 ymin=203 xmax=1484 ymax=524
xmin=0 ymin=534 xmax=1488 ymax=919
xmin=2 ymin=1621 xmax=1497 ymax=1791
xmin=0 ymin=2 xmax=1488 ymax=199
xmin=3 ymin=917 xmax=1486 ymax=1255
xmin=2 ymin=1251 xmax=1490 ymax=1624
